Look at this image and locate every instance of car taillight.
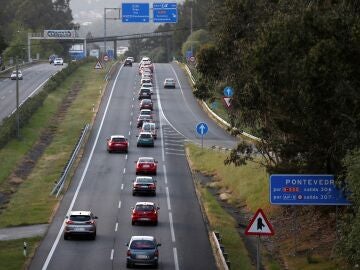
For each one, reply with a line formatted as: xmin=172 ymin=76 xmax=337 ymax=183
xmin=155 ymin=250 xmax=159 ymax=257
xmin=150 ymin=184 xmax=156 ymax=189
xmin=65 ymin=220 xmax=73 ymax=225
xmin=86 ymin=220 xmax=95 ymax=225
xmin=127 ymin=250 xmax=131 ymax=256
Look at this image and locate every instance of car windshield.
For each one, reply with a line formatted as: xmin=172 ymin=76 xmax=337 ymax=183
xmin=166 ymin=79 xmax=174 ymax=83
xmin=140 ymin=111 xmax=151 ymax=115
xmin=70 ymin=215 xmax=91 ymax=222
xmin=112 ymin=137 xmax=126 ymax=142
xmin=130 ymin=240 xmax=156 ymax=250
xmin=140 ymin=89 xmax=150 ymax=93
xmin=142 ymin=100 xmax=151 ymax=104
xmin=135 ymin=205 xmax=155 ymax=211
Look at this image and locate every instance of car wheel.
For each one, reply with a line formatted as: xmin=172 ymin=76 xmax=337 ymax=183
xmin=132 ymin=192 xmax=136 ymax=196
xmin=153 ymin=221 xmax=158 ymax=226
xmin=126 ymin=263 xmax=132 ymax=268
xmin=153 ymin=192 xmax=156 ymax=196
xmin=91 ymin=232 xmax=96 ymax=240
xmin=131 ymin=220 xmax=135 ymax=225
xmin=64 ymin=234 xmax=69 ymax=240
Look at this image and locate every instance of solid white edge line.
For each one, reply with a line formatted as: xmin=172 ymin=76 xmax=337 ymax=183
xmin=169 ymin=212 xmax=176 ymax=242
xmin=166 ymin=187 xmax=171 ymax=211
xmin=115 ymin=223 xmax=118 ymax=232
xmin=163 ymin=165 xmax=168 ymax=184
xmin=110 ymin=249 xmax=114 ymax=260
xmin=41 ymin=64 xmax=125 ymax=270
xmin=173 ymin=247 xmax=180 ymax=270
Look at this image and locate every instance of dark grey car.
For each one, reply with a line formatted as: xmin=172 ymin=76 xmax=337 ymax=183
xmin=126 ymin=236 xmax=161 ymax=268
xmin=63 ymin=211 xmax=97 ymax=240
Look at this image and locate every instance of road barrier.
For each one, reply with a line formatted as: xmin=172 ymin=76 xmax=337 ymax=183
xmin=51 ymin=124 xmax=90 ymax=197
xmin=212 ymin=231 xmax=231 ymax=270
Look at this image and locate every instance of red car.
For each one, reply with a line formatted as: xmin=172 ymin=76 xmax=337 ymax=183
xmin=131 ymin=202 xmax=159 ymax=225
xmin=140 ymin=99 xmax=153 ymax=110
xmin=107 ymin=135 xmax=128 ymax=153
xmin=135 ymin=157 xmax=158 ymax=175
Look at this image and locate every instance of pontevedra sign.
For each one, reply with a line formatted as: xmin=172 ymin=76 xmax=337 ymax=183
xmin=44 ymin=30 xmax=76 ymax=39
xmin=270 ymin=174 xmax=351 ymax=205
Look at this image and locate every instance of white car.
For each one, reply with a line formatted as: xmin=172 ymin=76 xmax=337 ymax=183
xmin=10 ymin=70 xmax=23 ymax=80
xmin=164 ymin=78 xmax=176 ymax=88
xmin=53 ymin=58 xmax=64 ymax=65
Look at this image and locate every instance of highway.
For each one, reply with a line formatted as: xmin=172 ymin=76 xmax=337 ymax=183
xmin=0 ymin=63 xmax=64 ymax=124
xmin=29 ymin=62 xmax=238 ymax=269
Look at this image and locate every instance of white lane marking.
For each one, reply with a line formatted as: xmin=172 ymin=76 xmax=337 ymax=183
xmin=173 ymin=247 xmax=180 ymax=270
xmin=115 ymin=223 xmax=118 ymax=232
xmin=131 ymin=111 xmax=133 ymax=116
xmin=166 ymin=187 xmax=171 ymax=211
xmin=165 ymin=148 xmax=184 ymax=152
xmin=118 ymin=201 xmax=122 ymax=208
xmin=163 ymin=165 xmax=168 ymax=184
xmin=125 ymin=154 xmax=128 ymax=160
xmin=166 ymin=152 xmax=186 ymax=156
xmin=128 ymin=131 xmax=131 ymax=136
xmin=169 ymin=212 xmax=176 ymax=242
xmin=110 ymin=249 xmax=114 ymax=260
xmin=41 ymin=63 xmax=125 ymax=270
xmin=154 ymin=65 xmax=191 ymax=146
xmin=132 ymin=104 xmax=134 ymax=108
xmin=123 ymin=168 xmax=126 ymax=174
xmin=130 ymin=121 xmax=132 ymax=126
xmin=132 ymin=97 xmax=134 ymax=101
xmin=169 ymin=64 xmax=199 ymax=122
xmin=121 ymin=184 xmax=124 ymax=190
xmin=165 ymin=142 xmax=183 ymax=146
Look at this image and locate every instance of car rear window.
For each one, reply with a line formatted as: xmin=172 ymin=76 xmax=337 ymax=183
xmin=137 ymin=177 xmax=153 ymax=183
xmin=112 ymin=137 xmax=126 ymax=142
xmin=135 ymin=205 xmax=155 ymax=211
xmin=70 ymin=215 xmax=91 ymax=222
xmin=139 ymin=158 xmax=154 ymax=163
xmin=130 ymin=240 xmax=156 ymax=250
xmin=140 ymin=133 xmax=152 ymax=138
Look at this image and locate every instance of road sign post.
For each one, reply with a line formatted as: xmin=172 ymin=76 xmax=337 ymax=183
xmin=245 ymin=208 xmax=274 ymax=270
xmin=196 ymin=122 xmax=208 ymax=149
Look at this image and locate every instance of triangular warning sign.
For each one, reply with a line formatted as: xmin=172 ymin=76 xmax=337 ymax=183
xmin=94 ymin=61 xmax=103 ymax=69
xmin=245 ymin=208 xmax=275 ymax=236
xmin=223 ymin=97 xmax=232 ymax=108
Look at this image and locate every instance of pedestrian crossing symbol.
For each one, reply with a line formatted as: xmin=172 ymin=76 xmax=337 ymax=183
xmin=245 ymin=208 xmax=275 ymax=236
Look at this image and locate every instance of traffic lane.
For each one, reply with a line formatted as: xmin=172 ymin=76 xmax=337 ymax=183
xmin=155 ymin=63 xmax=237 ymax=149
xmin=28 ymin=63 xmax=132 ymax=269
xmin=0 ymin=63 xmax=64 ymax=122
xmin=162 ymin=128 xmax=217 ymax=270
xmin=45 ymin=64 xmax=138 ymax=269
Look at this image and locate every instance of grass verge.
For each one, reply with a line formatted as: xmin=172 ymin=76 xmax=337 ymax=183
xmin=0 ymin=61 xmax=108 ymax=228
xmin=0 ymin=237 xmax=41 ymax=270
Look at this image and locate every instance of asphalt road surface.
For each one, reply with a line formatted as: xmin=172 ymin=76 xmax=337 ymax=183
xmin=29 ymin=62 xmax=238 ymax=270
xmin=0 ymin=63 xmax=64 ymax=124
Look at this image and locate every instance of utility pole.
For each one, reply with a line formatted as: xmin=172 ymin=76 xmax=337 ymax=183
xmin=16 ymin=57 xmax=20 ymax=139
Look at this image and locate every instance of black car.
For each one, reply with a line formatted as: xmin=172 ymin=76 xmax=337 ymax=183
xmin=126 ymin=236 xmax=161 ymax=268
xmin=132 ymin=176 xmax=157 ymax=196
xmin=124 ymin=59 xmax=132 ymax=66
xmin=138 ymin=88 xmax=151 ymax=100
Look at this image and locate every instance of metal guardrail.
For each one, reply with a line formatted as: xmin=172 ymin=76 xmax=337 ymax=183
xmin=212 ymin=231 xmax=230 ymax=270
xmin=183 ymin=64 xmax=261 ymax=142
xmin=51 ymin=124 xmax=90 ymax=197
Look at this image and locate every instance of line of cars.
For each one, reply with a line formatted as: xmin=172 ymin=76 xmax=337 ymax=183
xmin=63 ymin=56 xmax=161 ymax=268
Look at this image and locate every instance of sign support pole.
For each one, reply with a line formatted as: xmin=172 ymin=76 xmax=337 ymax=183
xmin=256 ymin=236 xmax=260 ymax=270
xmin=201 ymin=134 xmax=203 ymax=149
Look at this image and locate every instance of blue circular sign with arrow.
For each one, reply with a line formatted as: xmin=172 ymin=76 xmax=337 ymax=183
xmin=223 ymin=86 xmax=234 ymax=97
xmin=196 ymin=122 xmax=208 ymax=135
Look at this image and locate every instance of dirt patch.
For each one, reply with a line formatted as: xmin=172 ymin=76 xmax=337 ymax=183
xmin=0 ymin=81 xmax=83 ymax=214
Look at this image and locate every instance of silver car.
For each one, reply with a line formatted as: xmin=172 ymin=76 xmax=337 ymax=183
xmin=164 ymin=78 xmax=175 ymax=88
xmin=64 ymin=211 xmax=98 ymax=240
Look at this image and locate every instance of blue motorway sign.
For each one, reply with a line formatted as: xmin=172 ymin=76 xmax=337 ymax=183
xmin=270 ymin=174 xmax=351 ymax=205
xmin=223 ymin=86 xmax=234 ymax=97
xmin=196 ymin=122 xmax=208 ymax=136
xmin=122 ymin=3 xmax=150 ymax=23
xmin=153 ymin=3 xmax=178 ymax=23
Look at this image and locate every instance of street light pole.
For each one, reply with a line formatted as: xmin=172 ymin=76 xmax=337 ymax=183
xmin=190 ymin=6 xmax=193 ymax=55
xmin=16 ymin=57 xmax=20 ymax=139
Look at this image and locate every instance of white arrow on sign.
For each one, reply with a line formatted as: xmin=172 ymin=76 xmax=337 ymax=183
xmin=199 ymin=124 xmax=206 ymax=134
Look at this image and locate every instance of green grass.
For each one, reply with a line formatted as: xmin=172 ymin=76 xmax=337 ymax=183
xmin=0 ymin=237 xmax=41 ymax=270
xmin=186 ymin=143 xmax=270 ymax=212
xmin=0 ymin=61 xmax=107 ymax=227
xmin=199 ymin=185 xmax=254 ymax=270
